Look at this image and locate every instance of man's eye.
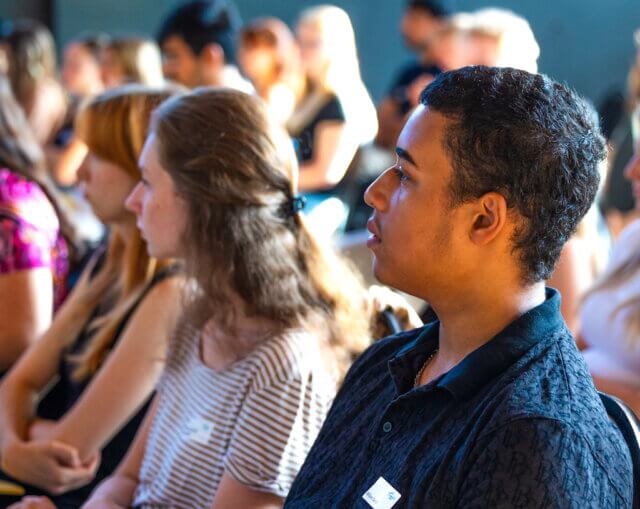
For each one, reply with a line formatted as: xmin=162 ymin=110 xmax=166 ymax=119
xmin=393 ymin=167 xmax=408 ymax=182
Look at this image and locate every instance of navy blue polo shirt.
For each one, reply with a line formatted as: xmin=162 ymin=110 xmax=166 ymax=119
xmin=285 ymin=289 xmax=633 ymax=508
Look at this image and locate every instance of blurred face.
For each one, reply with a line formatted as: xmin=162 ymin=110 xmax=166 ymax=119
xmin=401 ymin=8 xmax=440 ymax=52
xmin=430 ymin=31 xmax=469 ymax=71
xmin=76 ymin=152 xmax=137 ymax=224
xmin=100 ymin=48 xmax=126 ymax=89
xmin=296 ymin=23 xmax=325 ymax=81
xmin=62 ymin=42 xmax=103 ymax=97
xmin=126 ymin=134 xmax=188 ymax=259
xmin=364 ymin=106 xmax=468 ymax=299
xmin=624 ymin=152 xmax=640 ymax=210
xmin=161 ymin=35 xmax=200 ymax=87
xmin=238 ymin=43 xmax=277 ymax=86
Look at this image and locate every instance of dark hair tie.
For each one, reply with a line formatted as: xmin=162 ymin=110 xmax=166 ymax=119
xmin=290 ymin=195 xmax=306 ymax=214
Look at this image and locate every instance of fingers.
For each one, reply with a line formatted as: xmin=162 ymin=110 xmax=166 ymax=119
xmin=47 ymin=440 xmax=83 ymax=468
xmin=8 ymin=496 xmax=56 ymax=509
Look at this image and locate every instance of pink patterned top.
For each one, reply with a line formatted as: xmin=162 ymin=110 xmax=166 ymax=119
xmin=0 ymin=168 xmax=69 ymax=310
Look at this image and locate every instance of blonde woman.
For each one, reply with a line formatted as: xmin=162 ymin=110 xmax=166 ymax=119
xmin=100 ymin=37 xmax=164 ymax=88
xmin=288 ymin=5 xmax=377 ymax=194
xmin=578 ymin=151 xmax=640 ymax=415
xmin=0 ymin=86 xmax=182 ymax=508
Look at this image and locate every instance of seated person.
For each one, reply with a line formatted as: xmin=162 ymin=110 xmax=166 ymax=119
xmin=156 ymin=0 xmax=251 ymax=91
xmin=579 ymin=151 xmax=640 ymax=415
xmin=0 ymin=76 xmax=78 ymax=374
xmin=376 ymin=0 xmax=450 ymax=149
xmin=285 ymin=67 xmax=633 ymax=507
xmin=0 ymin=86 xmax=182 ymax=509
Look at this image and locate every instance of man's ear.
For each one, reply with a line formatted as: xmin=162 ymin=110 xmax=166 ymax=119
xmin=199 ymin=43 xmax=225 ymax=68
xmin=468 ymin=192 xmax=508 ymax=245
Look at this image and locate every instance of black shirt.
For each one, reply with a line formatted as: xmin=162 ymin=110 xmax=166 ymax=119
xmin=388 ymin=62 xmax=441 ymax=116
xmin=285 ymin=288 xmax=632 ymax=508
xmin=293 ymin=94 xmax=345 ymax=163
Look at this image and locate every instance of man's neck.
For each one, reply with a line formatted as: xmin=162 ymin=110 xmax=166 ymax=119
xmin=419 ymin=282 xmax=546 ymax=384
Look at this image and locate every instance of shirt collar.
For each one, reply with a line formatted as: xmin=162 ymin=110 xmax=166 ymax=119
xmin=388 ymin=288 xmax=565 ymax=399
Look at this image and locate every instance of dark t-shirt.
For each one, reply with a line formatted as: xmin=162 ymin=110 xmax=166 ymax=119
xmin=293 ymin=94 xmax=345 ymax=163
xmin=285 ymin=289 xmax=633 ymax=508
xmin=388 ymin=62 xmax=441 ymax=115
xmin=0 ymin=260 xmax=178 ymax=508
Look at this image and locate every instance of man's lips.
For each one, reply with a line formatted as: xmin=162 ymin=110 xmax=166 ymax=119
xmin=366 ymin=218 xmax=381 ymax=247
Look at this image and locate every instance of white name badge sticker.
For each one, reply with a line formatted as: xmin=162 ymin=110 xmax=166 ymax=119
xmin=362 ymin=477 xmax=402 ymax=509
xmin=185 ymin=416 xmax=214 ymax=444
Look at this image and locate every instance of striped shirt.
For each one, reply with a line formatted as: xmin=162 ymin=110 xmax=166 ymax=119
xmin=132 ymin=324 xmax=336 ymax=508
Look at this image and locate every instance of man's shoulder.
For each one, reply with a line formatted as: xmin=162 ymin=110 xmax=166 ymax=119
xmin=486 ymin=331 xmax=606 ymax=427
xmin=477 ymin=332 xmax=630 ymax=483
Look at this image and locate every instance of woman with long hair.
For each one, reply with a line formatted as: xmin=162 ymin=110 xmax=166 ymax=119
xmin=0 ymin=75 xmax=80 ymax=373
xmin=100 ymin=37 xmax=164 ymax=89
xmin=288 ymin=5 xmax=377 ymax=194
xmin=0 ymin=19 xmax=67 ymax=147
xmin=82 ymin=87 xmax=371 ymax=508
xmin=237 ymin=17 xmax=303 ymax=126
xmin=0 ymin=86 xmax=182 ymax=508
xmin=578 ymin=151 xmax=640 ymax=416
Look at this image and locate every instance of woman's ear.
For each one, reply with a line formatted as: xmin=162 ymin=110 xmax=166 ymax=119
xmin=468 ymin=192 xmax=508 ymax=245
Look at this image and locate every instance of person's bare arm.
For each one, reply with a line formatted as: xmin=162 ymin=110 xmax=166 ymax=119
xmin=298 ymin=121 xmax=358 ymax=192
xmin=210 ymin=472 xmax=283 ymax=509
xmin=591 ymin=375 xmax=640 ymax=417
xmin=40 ymin=276 xmax=181 ymax=463
xmin=0 ymin=267 xmax=98 ymax=491
xmin=0 ymin=269 xmax=54 ymax=372
xmin=82 ymin=398 xmax=159 ymax=509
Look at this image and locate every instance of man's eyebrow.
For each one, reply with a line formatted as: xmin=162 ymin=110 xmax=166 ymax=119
xmin=395 ymin=147 xmax=417 ymax=166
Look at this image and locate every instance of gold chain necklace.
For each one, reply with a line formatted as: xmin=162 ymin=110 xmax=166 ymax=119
xmin=414 ymin=349 xmax=439 ymax=388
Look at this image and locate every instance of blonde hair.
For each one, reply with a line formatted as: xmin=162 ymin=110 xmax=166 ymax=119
xmin=69 ymin=85 xmax=179 ymax=380
xmin=293 ymin=5 xmax=377 ymax=145
xmin=105 ymin=37 xmax=164 ymax=86
xmin=468 ymin=8 xmax=540 ymax=73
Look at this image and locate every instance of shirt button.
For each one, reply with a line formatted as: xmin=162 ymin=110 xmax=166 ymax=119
xmin=382 ymin=421 xmax=393 ymax=433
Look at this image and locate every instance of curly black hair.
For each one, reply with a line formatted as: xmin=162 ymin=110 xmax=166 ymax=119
xmin=420 ymin=66 xmax=606 ymax=283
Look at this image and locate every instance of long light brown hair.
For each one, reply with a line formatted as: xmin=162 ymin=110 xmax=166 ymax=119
xmin=0 ymin=74 xmax=81 ymax=262
xmin=151 ymin=88 xmax=370 ymax=377
xmin=0 ymin=19 xmax=58 ymax=116
xmin=69 ymin=85 xmax=179 ymax=380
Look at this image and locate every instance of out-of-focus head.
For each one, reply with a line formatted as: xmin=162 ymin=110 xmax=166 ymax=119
xmin=296 ymin=5 xmax=360 ymax=89
xmin=75 ymin=86 xmax=178 ymax=224
xmin=0 ymin=19 xmax=57 ymax=107
xmin=237 ymin=17 xmax=298 ymax=92
xmin=101 ymin=37 xmax=164 ymax=88
xmin=156 ymin=0 xmax=241 ymax=87
xmin=401 ymin=0 xmax=452 ymax=52
xmin=61 ymin=33 xmax=108 ymax=97
xmin=428 ymin=13 xmax=474 ymax=71
xmin=0 ymin=74 xmax=44 ymax=176
xmin=467 ymin=8 xmax=539 ymax=73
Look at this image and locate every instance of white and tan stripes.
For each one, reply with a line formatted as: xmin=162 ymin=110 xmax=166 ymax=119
xmin=133 ymin=325 xmax=336 ymax=509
